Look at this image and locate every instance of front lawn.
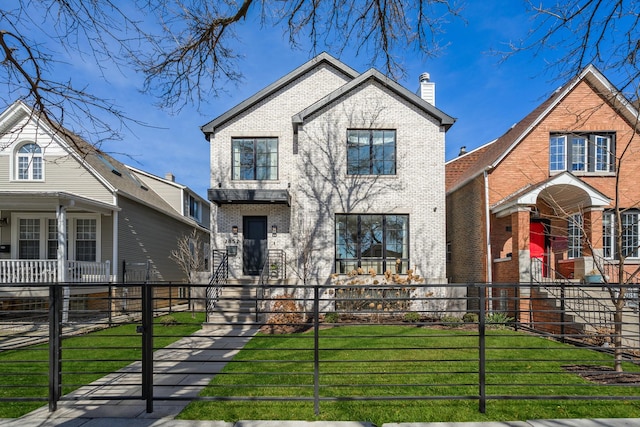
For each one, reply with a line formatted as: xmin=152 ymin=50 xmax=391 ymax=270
xmin=178 ymin=324 xmax=640 ymax=424
xmin=0 ymin=311 xmax=205 ymax=418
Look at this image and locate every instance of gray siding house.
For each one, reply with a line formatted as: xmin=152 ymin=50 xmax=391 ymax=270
xmin=203 ymin=53 xmax=455 ymax=289
xmin=0 ymin=101 xmax=210 ymax=294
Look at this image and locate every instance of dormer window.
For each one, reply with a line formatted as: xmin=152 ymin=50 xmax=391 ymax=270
xmin=549 ymin=133 xmax=615 ymax=174
xmin=16 ymin=142 xmax=43 ymax=180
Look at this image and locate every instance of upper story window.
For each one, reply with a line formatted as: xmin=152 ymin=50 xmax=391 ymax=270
xmin=16 ymin=142 xmax=43 ymax=180
xmin=188 ymin=194 xmax=202 ymax=222
xmin=232 ymin=138 xmax=278 ymax=180
xmin=549 ymin=133 xmax=615 ymax=174
xmin=347 ymin=130 xmax=396 ymax=175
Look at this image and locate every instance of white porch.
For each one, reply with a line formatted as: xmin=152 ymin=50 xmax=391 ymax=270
xmin=0 ymin=259 xmax=112 ymax=284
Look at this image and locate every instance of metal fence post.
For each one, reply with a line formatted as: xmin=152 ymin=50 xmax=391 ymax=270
xmin=314 ymin=282 xmax=320 ymax=416
xmin=49 ymin=285 xmax=62 ymax=412
xmin=478 ymin=284 xmax=486 ymax=414
xmin=560 ymin=282 xmax=566 ymax=343
xmin=142 ymin=282 xmax=154 ymax=413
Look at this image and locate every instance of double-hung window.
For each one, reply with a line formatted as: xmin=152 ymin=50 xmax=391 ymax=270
xmin=232 ymin=138 xmax=278 ymax=180
xmin=347 ymin=130 xmax=396 ymax=175
xmin=335 ymin=214 xmax=408 ymax=274
xmin=549 ymin=133 xmax=615 ymax=174
xmin=16 ymin=216 xmax=98 ymax=261
xmin=603 ymin=210 xmax=640 ymax=259
xmin=16 ymin=142 xmax=43 ymax=180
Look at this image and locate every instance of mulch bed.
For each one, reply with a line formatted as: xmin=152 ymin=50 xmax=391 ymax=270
xmin=563 ymin=364 xmax=640 ymax=385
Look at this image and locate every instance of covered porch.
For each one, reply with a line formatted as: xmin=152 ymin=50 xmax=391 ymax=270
xmin=0 ymin=191 xmax=118 ymax=285
xmin=490 ymin=172 xmax=611 ymax=283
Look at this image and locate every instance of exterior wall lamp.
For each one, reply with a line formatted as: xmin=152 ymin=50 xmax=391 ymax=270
xmin=232 ymin=225 xmax=238 ymax=236
xmin=272 ymin=224 xmax=277 ymax=237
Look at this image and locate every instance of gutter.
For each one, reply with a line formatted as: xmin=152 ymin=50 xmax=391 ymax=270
xmin=484 ymin=167 xmax=493 ymax=308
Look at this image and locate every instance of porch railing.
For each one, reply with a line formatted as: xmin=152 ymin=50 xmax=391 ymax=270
xmin=531 ymin=257 xmax=614 ymax=330
xmin=0 ymin=260 xmax=111 ymax=284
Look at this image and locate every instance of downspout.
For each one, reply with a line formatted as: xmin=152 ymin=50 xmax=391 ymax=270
xmin=484 ymin=168 xmax=492 ymax=309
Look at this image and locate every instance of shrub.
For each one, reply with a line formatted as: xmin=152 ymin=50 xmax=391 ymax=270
xmin=324 ymin=312 xmax=340 ymax=324
xmin=485 ymin=312 xmax=514 ymax=329
xmin=462 ymin=313 xmax=479 ymax=323
xmin=441 ymin=315 xmax=462 ymax=327
xmin=402 ymin=312 xmax=421 ymax=323
xmin=160 ymin=315 xmax=178 ymax=327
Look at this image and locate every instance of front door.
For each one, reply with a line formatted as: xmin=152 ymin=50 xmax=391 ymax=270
xmin=243 ymin=216 xmax=267 ymax=276
xmin=530 ymin=221 xmax=548 ymax=277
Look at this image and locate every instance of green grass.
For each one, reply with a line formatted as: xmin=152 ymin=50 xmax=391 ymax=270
xmin=178 ymin=325 xmax=640 ymax=424
xmin=0 ymin=311 xmax=205 ymax=418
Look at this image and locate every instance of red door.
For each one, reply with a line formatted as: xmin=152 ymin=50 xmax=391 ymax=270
xmin=530 ymin=221 xmax=547 ymax=276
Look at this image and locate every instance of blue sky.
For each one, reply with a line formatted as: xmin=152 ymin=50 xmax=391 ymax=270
xmin=16 ymin=2 xmax=587 ymax=198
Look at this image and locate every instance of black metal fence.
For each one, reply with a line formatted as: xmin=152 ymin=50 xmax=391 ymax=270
xmin=1 ymin=281 xmax=639 ymax=418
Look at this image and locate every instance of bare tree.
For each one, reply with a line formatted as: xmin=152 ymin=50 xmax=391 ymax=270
xmin=2 ymin=1 xmax=461 ymax=146
xmin=169 ymin=228 xmax=207 ymax=282
xmin=505 ymin=1 xmax=640 ymax=93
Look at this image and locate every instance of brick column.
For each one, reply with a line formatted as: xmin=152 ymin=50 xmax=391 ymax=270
xmin=511 ymin=208 xmax=532 ymax=324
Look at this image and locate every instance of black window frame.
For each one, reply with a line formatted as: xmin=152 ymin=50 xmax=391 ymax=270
xmin=231 ymin=137 xmax=279 ymax=181
xmin=335 ymin=213 xmax=409 ymax=274
xmin=347 ymin=129 xmax=396 ymax=175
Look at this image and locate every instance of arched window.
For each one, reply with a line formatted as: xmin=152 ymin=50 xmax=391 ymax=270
xmin=16 ymin=142 xmax=43 ymax=180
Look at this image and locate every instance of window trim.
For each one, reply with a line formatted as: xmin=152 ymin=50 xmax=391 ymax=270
xmin=11 ymin=213 xmax=101 ymax=261
xmin=549 ymin=132 xmax=615 ymax=175
xmin=13 ymin=142 xmax=44 ymax=181
xmin=231 ymin=137 xmax=279 ymax=181
xmin=603 ymin=210 xmax=640 ymax=260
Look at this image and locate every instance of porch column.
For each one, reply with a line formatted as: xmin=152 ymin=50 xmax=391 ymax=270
xmin=56 ymin=205 xmax=69 ymax=323
xmin=582 ymin=208 xmax=604 ymax=257
xmin=512 ymin=207 xmax=531 ymax=324
xmin=581 ymin=208 xmax=604 ymax=273
xmin=56 ymin=205 xmax=67 ymax=282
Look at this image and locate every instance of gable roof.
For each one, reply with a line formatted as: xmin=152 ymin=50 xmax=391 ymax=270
xmin=491 ymin=171 xmax=610 ymax=218
xmin=292 ymin=68 xmax=456 ymax=130
xmin=445 ymin=140 xmax=494 ymax=191
xmin=0 ymin=101 xmax=199 ymax=225
xmin=446 ymin=64 xmax=640 ymax=194
xmin=201 ymin=52 xmax=360 ymax=136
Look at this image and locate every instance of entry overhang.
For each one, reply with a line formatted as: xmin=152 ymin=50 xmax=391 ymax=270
xmin=208 ymin=189 xmax=291 ymax=206
xmin=492 ymin=172 xmax=611 ymax=218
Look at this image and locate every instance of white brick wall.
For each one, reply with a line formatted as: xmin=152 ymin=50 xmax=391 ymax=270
xmin=209 ymin=62 xmax=446 ymax=283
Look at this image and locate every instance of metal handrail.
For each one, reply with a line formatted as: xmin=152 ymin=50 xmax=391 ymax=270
xmin=530 ymin=257 xmax=614 ymax=330
xmin=206 ymin=251 xmax=228 ymax=316
xmin=257 ymin=249 xmax=286 ymax=321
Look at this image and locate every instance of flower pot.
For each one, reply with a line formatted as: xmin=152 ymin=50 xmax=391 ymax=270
xmin=584 ymin=274 xmax=602 ymax=284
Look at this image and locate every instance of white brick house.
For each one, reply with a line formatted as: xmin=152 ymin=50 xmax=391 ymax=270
xmin=202 ymin=53 xmax=455 ymax=285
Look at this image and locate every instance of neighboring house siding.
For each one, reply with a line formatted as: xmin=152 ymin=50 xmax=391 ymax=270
xmin=117 ymin=197 xmax=200 ymax=283
xmin=446 ymin=177 xmax=486 ymax=283
xmin=487 ymin=80 xmax=640 ymax=209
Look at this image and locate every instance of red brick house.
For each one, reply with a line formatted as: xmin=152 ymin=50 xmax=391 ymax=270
xmin=446 ymin=65 xmax=640 ymax=290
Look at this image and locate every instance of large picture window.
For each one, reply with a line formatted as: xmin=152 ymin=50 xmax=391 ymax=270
xmin=549 ymin=133 xmax=615 ymax=174
xmin=232 ymin=138 xmax=278 ymax=180
xmin=603 ymin=210 xmax=639 ymax=259
xmin=347 ymin=130 xmax=396 ymax=175
xmin=335 ymin=214 xmax=408 ymax=274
